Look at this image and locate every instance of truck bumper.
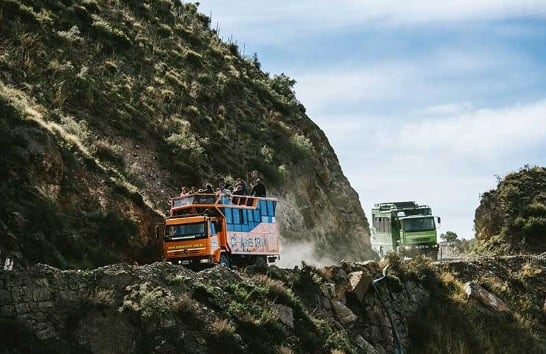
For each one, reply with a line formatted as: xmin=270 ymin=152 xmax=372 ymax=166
xmin=166 ymin=256 xmax=214 ymax=266
xmin=399 ymin=243 xmax=439 ymax=258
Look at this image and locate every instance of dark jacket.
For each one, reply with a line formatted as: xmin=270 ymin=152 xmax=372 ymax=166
xmin=250 ymin=182 xmax=266 ymax=197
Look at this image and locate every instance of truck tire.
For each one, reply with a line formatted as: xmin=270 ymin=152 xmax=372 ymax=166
xmin=254 ymin=256 xmax=267 ymax=268
xmin=219 ymin=253 xmax=231 ymax=268
xmin=423 ymin=249 xmax=438 ymax=261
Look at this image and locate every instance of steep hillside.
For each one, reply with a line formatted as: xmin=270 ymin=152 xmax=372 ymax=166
xmin=474 ymin=165 xmax=546 ymax=255
xmin=0 ymin=0 xmax=374 ymax=268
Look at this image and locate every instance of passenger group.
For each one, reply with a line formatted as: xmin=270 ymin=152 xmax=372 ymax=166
xmin=178 ymin=177 xmax=267 ymax=199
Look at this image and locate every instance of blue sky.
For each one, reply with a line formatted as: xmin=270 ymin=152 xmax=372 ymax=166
xmin=198 ymin=1 xmax=546 ymax=239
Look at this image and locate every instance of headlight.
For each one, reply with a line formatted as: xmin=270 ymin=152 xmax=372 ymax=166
xmin=199 ymin=258 xmax=210 ymax=264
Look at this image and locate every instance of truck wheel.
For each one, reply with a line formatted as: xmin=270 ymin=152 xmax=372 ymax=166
xmin=219 ymin=253 xmax=231 ymax=268
xmin=255 ymin=256 xmax=267 ymax=268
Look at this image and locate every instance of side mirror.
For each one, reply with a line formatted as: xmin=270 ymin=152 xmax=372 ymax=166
xmin=437 ymin=217 xmax=441 ymax=224
xmin=155 ymin=224 xmax=164 ymax=239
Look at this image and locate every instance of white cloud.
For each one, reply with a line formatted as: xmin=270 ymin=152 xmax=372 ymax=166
xmin=396 ymin=101 xmax=546 ymax=161
xmin=293 ymin=62 xmax=416 ymax=110
xmin=292 ymin=45 xmax=535 ymax=116
xmin=201 ymin=0 xmax=546 ymax=43
xmin=323 ymin=101 xmax=546 ymax=175
xmin=342 ymin=1 xmax=546 ymax=25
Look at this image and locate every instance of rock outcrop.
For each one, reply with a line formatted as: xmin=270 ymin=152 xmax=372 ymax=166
xmin=3 ymin=255 xmax=544 ymax=353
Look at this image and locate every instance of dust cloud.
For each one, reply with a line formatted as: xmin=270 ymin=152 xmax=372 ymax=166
xmin=275 ymin=240 xmax=337 ymax=269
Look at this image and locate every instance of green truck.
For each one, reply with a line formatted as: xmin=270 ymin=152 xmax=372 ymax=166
xmin=370 ymin=201 xmax=440 ymax=260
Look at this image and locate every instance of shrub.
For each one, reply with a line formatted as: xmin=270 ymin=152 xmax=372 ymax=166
xmin=157 ymin=23 xmax=173 ymax=38
xmin=291 ymin=133 xmax=315 ymax=154
xmin=227 ymin=43 xmax=239 ymax=56
xmin=91 ymin=289 xmax=115 ymax=306
xmin=185 ymin=49 xmax=202 ymax=65
xmin=120 ymin=282 xmax=173 ymax=320
xmin=166 ymin=128 xmax=206 ymax=159
xmin=209 ymin=318 xmax=236 ymax=337
xmin=81 ymin=0 xmax=100 ymax=13
xmin=92 ymin=139 xmax=124 ymax=167
xmin=56 ymin=25 xmax=84 ymax=44
xmin=325 ymin=331 xmax=354 ymax=353
xmin=91 ymin=14 xmax=133 ymax=49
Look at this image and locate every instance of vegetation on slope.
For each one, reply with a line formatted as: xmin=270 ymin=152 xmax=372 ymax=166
xmin=0 ymin=0 xmax=373 ymax=268
xmin=388 ymin=255 xmax=546 ymax=353
xmin=474 ymin=165 xmax=546 ymax=254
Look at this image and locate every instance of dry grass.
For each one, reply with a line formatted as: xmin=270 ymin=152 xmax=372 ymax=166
xmin=91 ymin=288 xmax=115 ymax=305
xmin=521 ymin=261 xmax=542 ymax=279
xmin=173 ymin=293 xmax=196 ymax=314
xmin=439 ymin=271 xmax=467 ymax=302
xmin=209 ymin=318 xmax=236 ymax=336
xmin=275 ymin=345 xmax=294 ymax=354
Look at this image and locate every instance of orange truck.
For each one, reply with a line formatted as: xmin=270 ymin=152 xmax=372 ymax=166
xmin=158 ymin=192 xmax=280 ymax=268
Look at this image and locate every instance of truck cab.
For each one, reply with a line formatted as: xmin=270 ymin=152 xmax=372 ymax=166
xmin=163 ymin=215 xmax=224 ymax=266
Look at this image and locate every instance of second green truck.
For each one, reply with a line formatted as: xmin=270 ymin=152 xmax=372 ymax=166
xmin=370 ymin=201 xmax=440 ymax=260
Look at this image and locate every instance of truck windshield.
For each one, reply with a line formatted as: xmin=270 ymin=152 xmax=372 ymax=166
xmin=402 ymin=217 xmax=435 ymax=232
xmin=165 ymin=223 xmax=207 ymax=240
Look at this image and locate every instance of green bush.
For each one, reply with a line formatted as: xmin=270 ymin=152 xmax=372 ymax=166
xmin=91 ymin=14 xmax=132 ymax=49
xmin=120 ymin=282 xmax=173 ymax=320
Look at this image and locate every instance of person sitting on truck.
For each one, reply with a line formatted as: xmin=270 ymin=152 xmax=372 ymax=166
xmin=250 ymin=178 xmax=266 ymax=197
xmin=180 ymin=186 xmax=189 ymax=196
xmin=205 ymin=183 xmax=214 ymax=194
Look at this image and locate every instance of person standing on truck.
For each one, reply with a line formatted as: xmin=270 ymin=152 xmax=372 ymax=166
xmin=180 ymin=186 xmax=189 ymax=196
xmin=250 ymin=178 xmax=266 ymax=197
xmin=235 ymin=178 xmax=248 ymax=195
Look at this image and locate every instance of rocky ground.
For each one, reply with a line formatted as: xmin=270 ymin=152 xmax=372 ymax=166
xmin=1 ymin=254 xmax=545 ymax=353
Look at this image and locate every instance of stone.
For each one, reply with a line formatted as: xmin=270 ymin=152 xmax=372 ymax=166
xmin=464 ymin=282 xmax=509 ymax=312
xmin=0 ymin=289 xmax=12 ymax=304
xmin=36 ymin=326 xmax=57 ymax=340
xmin=346 ymin=270 xmax=372 ymax=302
xmin=331 ymin=300 xmax=358 ymax=325
xmin=320 ymin=282 xmax=336 ymax=299
xmin=32 ymin=288 xmax=50 ymax=302
xmin=269 ymin=303 xmax=294 ymax=328
xmin=15 ymin=302 xmax=30 ymax=315
xmin=1 ymin=304 xmax=16 ymax=316
xmin=362 ymin=260 xmax=381 ymax=276
xmin=321 ymin=295 xmax=332 ymax=310
xmin=354 ymin=335 xmax=378 ymax=353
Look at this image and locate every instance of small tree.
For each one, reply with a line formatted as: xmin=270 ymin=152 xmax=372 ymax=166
xmin=440 ymin=231 xmax=458 ymax=242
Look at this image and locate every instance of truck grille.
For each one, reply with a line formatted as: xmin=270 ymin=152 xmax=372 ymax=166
xmin=408 ymin=237 xmax=431 ymax=244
